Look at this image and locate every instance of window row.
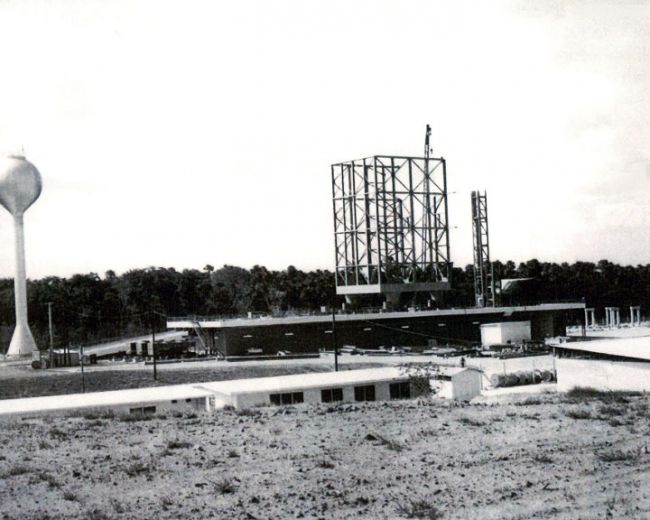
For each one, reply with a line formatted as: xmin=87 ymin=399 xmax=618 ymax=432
xmin=268 ymin=383 xmax=412 ymax=406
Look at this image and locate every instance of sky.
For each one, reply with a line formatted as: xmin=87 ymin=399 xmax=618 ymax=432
xmin=0 ymin=0 xmax=647 ymax=279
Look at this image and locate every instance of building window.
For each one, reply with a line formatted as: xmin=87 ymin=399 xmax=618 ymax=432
xmin=354 ymin=385 xmax=375 ymax=402
xmin=321 ymin=388 xmax=343 ymax=403
xmin=389 ymin=382 xmax=411 ymax=400
xmin=185 ymin=398 xmax=192 ymax=403
xmin=270 ymin=392 xmax=304 ymax=406
xmin=130 ymin=406 xmax=157 ymax=415
xmin=171 ymin=400 xmax=177 ymax=404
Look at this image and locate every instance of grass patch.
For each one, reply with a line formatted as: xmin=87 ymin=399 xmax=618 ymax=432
xmin=395 ymin=498 xmax=441 ymax=519
xmin=30 ymin=470 xmax=60 ymax=488
xmin=514 ymin=397 xmax=543 ymax=406
xmin=124 ymin=460 xmax=154 ymax=477
xmin=236 ymin=408 xmax=261 ymax=417
xmin=533 ymin=453 xmax=554 ymax=464
xmin=118 ymin=413 xmax=155 ymax=423
xmin=63 ymin=490 xmax=79 ymax=502
xmin=4 ymin=464 xmax=31 ymax=477
xmin=85 ymin=508 xmax=109 ymax=520
xmin=597 ymin=449 xmax=637 ymax=463
xmin=564 ymin=407 xmax=592 ymax=420
xmin=365 ymin=432 xmax=405 ymax=452
xmin=598 ymin=404 xmax=627 ymax=416
xmin=166 ymin=439 xmax=192 ymax=450
xmin=49 ymin=427 xmax=68 ymax=440
xmin=566 ymin=387 xmax=635 ymax=404
xmin=458 ymin=416 xmax=484 ymax=427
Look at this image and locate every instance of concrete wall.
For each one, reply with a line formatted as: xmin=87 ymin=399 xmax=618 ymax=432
xmin=556 ymin=358 xmax=650 ymax=392
xmin=451 ymin=370 xmax=482 ymax=400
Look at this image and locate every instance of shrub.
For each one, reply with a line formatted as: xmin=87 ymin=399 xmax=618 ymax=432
xmin=49 ymin=427 xmax=68 ymax=440
xmin=236 ymin=408 xmax=260 ymax=417
xmin=125 ymin=461 xmax=153 ymax=477
xmin=564 ymin=408 xmax=592 ymax=420
xmin=63 ymin=490 xmax=79 ymax=502
xmin=598 ymin=405 xmax=626 ymax=416
xmin=5 ymin=465 xmax=30 ymax=477
xmin=32 ymin=471 xmax=60 ymax=489
xmin=514 ymin=397 xmax=542 ymax=406
xmin=118 ymin=413 xmax=154 ymax=423
xmin=38 ymin=439 xmax=52 ymax=450
xmin=160 ymin=496 xmax=174 ymax=510
xmin=533 ymin=453 xmax=554 ymax=464
xmin=316 ymin=459 xmax=335 ymax=469
xmin=458 ymin=416 xmax=484 ymax=427
xmin=566 ymin=387 xmax=634 ymax=404
xmin=166 ymin=439 xmax=192 ymax=450
xmin=365 ymin=432 xmax=405 ymax=452
xmin=597 ymin=449 xmax=636 ymax=463
xmin=210 ymin=478 xmax=237 ymax=494
xmin=395 ymin=498 xmax=441 ymax=519
xmin=227 ymin=449 xmax=240 ymax=458
xmin=85 ymin=508 xmax=109 ymax=520
xmin=110 ymin=498 xmax=126 ymax=514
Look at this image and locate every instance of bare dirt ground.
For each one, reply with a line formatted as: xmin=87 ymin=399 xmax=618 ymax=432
xmin=0 ymin=390 xmax=649 ymax=519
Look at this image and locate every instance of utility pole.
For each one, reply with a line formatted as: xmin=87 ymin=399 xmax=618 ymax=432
xmin=151 ymin=311 xmax=157 ymax=381
xmin=331 ymin=299 xmax=338 ymax=372
xmin=47 ymin=302 xmax=54 ymax=367
xmin=80 ymin=344 xmax=86 ymax=393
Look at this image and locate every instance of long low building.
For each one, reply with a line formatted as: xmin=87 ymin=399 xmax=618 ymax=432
xmin=0 ymin=366 xmax=482 ymax=417
xmin=551 ymin=336 xmax=650 ymax=392
xmin=168 ymin=303 xmax=585 ymax=357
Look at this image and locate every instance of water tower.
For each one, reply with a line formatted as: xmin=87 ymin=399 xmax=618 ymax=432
xmin=0 ymin=155 xmax=42 ymax=356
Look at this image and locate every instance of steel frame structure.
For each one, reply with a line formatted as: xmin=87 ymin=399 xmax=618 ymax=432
xmin=331 ymin=155 xmax=451 ymax=297
xmin=471 ymin=190 xmax=495 ymax=307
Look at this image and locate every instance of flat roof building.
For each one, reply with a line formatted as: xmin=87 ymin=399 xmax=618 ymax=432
xmin=551 ymin=336 xmax=650 ymax=392
xmin=0 ymin=366 xmax=483 ymax=417
xmin=168 ymin=303 xmax=585 ymax=358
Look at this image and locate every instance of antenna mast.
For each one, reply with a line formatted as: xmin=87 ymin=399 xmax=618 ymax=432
xmin=424 ymin=124 xmax=431 ymax=158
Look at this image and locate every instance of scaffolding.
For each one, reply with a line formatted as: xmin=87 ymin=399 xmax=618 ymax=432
xmin=471 ymin=190 xmax=495 ymax=307
xmin=331 ymin=154 xmax=451 ymax=298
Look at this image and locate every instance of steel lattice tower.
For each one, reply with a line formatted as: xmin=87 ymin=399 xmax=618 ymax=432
xmin=471 ymin=190 xmax=494 ymax=307
xmin=331 ymin=152 xmax=451 ymax=301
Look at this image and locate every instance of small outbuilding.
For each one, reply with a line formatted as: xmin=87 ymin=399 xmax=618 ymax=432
xmin=551 ymin=336 xmax=650 ymax=392
xmin=480 ymin=321 xmax=531 ymax=347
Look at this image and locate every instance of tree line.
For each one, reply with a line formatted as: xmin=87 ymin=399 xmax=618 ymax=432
xmin=0 ymin=259 xmax=647 ymax=351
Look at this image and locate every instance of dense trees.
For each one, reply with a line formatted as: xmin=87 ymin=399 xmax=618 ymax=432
xmin=0 ymin=259 xmax=648 ymax=352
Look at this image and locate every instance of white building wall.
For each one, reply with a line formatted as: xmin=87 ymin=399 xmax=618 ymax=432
xmin=451 ymin=371 xmax=482 ymax=400
xmin=481 ymin=321 xmax=531 ymax=346
xmin=556 ymin=358 xmax=650 ymax=392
